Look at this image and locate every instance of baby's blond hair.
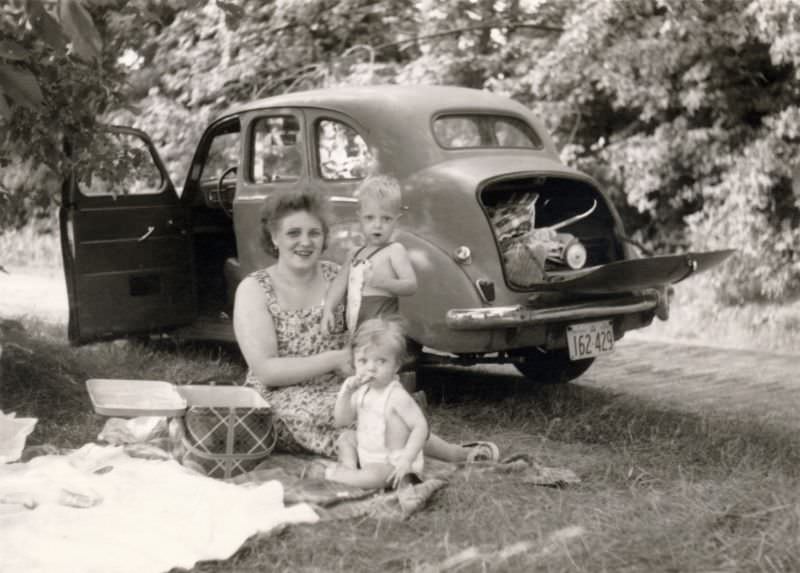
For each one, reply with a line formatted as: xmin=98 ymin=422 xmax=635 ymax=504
xmin=355 ymin=175 xmax=403 ymax=213
xmin=350 ymin=315 xmax=407 ymax=364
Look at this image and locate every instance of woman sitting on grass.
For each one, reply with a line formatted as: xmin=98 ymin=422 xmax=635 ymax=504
xmin=233 ymin=187 xmax=498 ymax=471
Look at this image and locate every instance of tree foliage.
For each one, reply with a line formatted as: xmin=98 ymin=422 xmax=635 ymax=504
xmin=1 ymin=0 xmax=800 ymax=303
xmin=490 ymin=0 xmax=800 ymax=302
xmin=0 ymin=0 xmax=125 ymax=173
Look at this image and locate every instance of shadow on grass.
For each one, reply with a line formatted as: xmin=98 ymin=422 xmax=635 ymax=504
xmin=418 ymin=363 xmax=800 ymax=475
xmin=3 ymin=317 xmax=800 ymax=476
xmin=419 ymin=363 xmax=628 ymax=422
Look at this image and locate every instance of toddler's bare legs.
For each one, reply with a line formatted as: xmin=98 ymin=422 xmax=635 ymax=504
xmin=423 ymin=434 xmax=470 ymax=462
xmin=326 ymin=415 xmax=416 ymax=489
xmin=336 ymin=429 xmax=358 ymax=469
xmin=386 ymin=400 xmax=470 ymax=463
xmin=325 ymin=463 xmax=393 ymax=489
xmin=384 ymin=400 xmax=471 ymax=463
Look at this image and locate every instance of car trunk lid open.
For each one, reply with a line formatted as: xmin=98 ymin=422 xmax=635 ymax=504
xmin=480 ymin=175 xmax=623 ymax=289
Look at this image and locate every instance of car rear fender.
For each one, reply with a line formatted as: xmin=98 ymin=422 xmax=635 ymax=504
xmin=396 ymin=230 xmax=495 ymax=352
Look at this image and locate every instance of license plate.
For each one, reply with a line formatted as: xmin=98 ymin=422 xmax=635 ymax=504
xmin=566 ymin=320 xmax=615 ymax=361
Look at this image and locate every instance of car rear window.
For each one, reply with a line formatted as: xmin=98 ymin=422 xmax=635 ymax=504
xmin=432 ymin=114 xmax=542 ymax=149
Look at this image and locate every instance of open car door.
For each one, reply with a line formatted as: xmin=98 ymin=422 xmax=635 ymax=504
xmin=59 ymin=127 xmax=196 ymax=344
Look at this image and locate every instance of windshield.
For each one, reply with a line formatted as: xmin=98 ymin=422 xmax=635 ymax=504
xmin=432 ymin=114 xmax=542 ymax=149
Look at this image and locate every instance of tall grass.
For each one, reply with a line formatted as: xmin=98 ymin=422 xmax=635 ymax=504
xmin=2 ymin=318 xmax=798 ymax=572
xmin=637 ymin=272 xmax=800 ymax=355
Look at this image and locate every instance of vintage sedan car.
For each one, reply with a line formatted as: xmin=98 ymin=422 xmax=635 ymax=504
xmin=59 ymin=85 xmax=731 ymax=383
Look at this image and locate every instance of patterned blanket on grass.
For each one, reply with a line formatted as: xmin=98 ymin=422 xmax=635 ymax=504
xmin=227 ymin=451 xmax=581 ymax=522
xmin=89 ymin=417 xmax=581 ymax=522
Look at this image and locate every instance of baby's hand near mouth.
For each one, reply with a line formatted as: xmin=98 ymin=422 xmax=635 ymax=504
xmin=343 ymin=373 xmax=372 ymax=392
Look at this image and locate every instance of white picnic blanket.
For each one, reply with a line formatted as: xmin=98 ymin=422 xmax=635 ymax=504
xmin=0 ymin=444 xmax=318 ymax=573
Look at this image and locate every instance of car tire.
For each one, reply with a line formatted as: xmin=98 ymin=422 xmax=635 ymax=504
xmin=511 ymin=348 xmax=595 ymax=384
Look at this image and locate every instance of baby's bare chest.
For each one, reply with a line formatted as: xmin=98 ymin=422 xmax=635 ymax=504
xmin=354 ymin=250 xmax=395 ymax=276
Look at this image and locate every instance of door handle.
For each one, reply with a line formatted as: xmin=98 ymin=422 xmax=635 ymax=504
xmin=138 ymin=225 xmax=155 ymax=242
xmin=168 ymin=219 xmax=187 ymax=235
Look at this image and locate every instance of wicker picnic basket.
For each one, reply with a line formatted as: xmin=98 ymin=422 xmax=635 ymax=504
xmin=175 ymin=386 xmax=277 ymax=479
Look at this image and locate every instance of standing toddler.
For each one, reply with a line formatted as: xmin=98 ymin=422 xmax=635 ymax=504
xmin=322 ymin=175 xmax=417 ymax=334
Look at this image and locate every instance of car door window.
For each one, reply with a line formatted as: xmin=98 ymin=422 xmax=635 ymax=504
xmin=79 ymin=132 xmax=163 ymax=196
xmin=251 ymin=115 xmax=303 ymax=183
xmin=316 ymin=119 xmax=372 ymax=180
xmin=199 ymin=126 xmax=240 ymax=183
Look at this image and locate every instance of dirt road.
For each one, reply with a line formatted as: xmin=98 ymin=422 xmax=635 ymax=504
xmin=579 ymin=340 xmax=799 ymax=426
xmin=2 ymin=268 xmax=798 ymax=427
xmin=0 ymin=267 xmax=68 ymax=325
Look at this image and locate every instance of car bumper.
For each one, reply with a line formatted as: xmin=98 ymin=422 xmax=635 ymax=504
xmin=445 ymin=291 xmax=661 ymax=331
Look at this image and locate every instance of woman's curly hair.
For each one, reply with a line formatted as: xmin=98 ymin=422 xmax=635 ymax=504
xmin=259 ymin=188 xmax=332 ymax=257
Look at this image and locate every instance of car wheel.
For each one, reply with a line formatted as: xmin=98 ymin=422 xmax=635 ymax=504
xmin=511 ymin=348 xmax=595 ymax=384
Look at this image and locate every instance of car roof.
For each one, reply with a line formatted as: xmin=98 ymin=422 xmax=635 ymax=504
xmin=220 ymin=84 xmax=535 ymax=119
xmin=218 ymin=84 xmax=559 ymax=176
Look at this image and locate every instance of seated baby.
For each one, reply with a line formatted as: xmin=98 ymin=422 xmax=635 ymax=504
xmin=325 ymin=317 xmax=427 ymax=489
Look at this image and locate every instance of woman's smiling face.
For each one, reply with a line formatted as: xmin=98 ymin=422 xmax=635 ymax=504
xmin=273 ymin=210 xmax=325 ymax=269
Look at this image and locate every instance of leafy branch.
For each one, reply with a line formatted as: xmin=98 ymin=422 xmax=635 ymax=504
xmin=374 ymin=19 xmax=563 ymax=52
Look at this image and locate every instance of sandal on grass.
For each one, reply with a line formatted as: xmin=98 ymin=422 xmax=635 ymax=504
xmin=462 ymin=441 xmax=500 ymax=463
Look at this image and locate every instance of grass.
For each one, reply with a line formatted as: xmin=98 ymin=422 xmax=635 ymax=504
xmin=629 ymin=272 xmax=800 ymax=355
xmin=1 ymin=317 xmax=799 ymax=572
xmin=2 ymin=225 xmax=800 ymax=571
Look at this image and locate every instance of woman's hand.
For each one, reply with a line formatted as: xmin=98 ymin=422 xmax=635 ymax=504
xmin=334 ymin=349 xmax=355 ymax=378
xmin=321 ymin=308 xmax=336 ymax=335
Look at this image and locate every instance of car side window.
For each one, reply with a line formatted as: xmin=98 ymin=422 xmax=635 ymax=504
xmin=199 ymin=127 xmax=240 ymax=183
xmin=316 ymin=119 xmax=372 ymax=180
xmin=79 ymin=132 xmax=163 ymax=196
xmin=251 ymin=116 xmax=303 ymax=183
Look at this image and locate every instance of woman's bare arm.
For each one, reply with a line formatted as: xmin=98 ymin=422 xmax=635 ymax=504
xmin=323 ymin=250 xmax=353 ymax=313
xmin=234 ymin=276 xmax=349 ymax=387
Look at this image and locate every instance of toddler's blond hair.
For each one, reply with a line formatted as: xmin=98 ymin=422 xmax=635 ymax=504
xmin=355 ymin=175 xmax=403 ymax=213
xmin=350 ymin=315 xmax=407 ymax=364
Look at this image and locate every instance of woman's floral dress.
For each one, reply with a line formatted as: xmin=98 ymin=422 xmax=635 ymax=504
xmin=244 ymin=261 xmax=348 ymax=457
